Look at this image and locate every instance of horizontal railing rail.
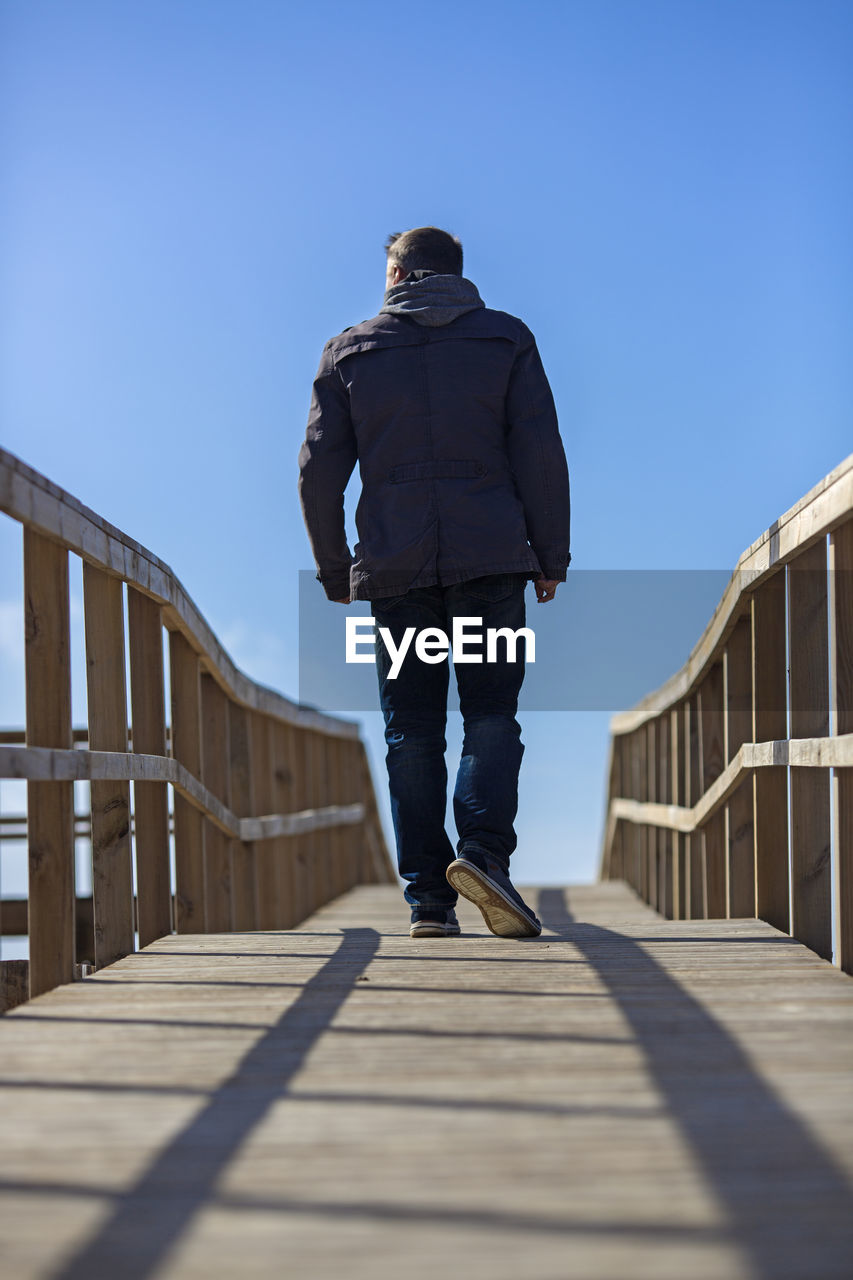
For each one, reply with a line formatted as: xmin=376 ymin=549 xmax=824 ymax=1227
xmin=0 ymin=448 xmax=395 ymax=1010
xmin=600 ymin=454 xmax=853 ymax=975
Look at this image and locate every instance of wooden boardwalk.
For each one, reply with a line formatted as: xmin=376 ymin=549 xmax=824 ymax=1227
xmin=1 ymin=882 xmax=852 ymax=1280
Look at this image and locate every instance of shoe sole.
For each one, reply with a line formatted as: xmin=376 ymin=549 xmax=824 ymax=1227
xmin=445 ymin=860 xmax=541 ymax=938
xmin=410 ymin=922 xmax=462 ymax=938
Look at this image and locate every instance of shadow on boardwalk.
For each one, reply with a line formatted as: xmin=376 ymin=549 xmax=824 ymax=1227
xmin=2 ymin=886 xmax=852 ymax=1279
xmin=539 ymin=888 xmax=853 ymax=1280
xmin=49 ymin=928 xmax=381 ymax=1280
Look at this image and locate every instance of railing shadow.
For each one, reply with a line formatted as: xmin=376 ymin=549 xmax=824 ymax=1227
xmin=538 ymin=888 xmax=853 ymax=1279
xmin=49 ymin=927 xmax=381 ymax=1280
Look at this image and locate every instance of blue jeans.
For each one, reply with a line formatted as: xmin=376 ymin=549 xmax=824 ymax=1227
xmin=371 ymin=574 xmax=528 ymax=910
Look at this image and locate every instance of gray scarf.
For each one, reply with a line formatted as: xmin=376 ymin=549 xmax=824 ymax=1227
xmin=380 ymin=270 xmax=485 ymax=327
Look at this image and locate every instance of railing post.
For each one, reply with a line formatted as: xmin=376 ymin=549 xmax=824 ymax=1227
xmin=671 ymin=706 xmax=684 ymax=919
xmin=200 ymin=672 xmax=232 ymax=932
xmin=127 ymin=587 xmax=172 ymax=946
xmin=24 ymin=529 xmax=75 ymax=996
xmin=788 ymin=540 xmax=832 ymax=959
xmin=752 ymin=571 xmax=789 ymax=932
xmin=169 ymin=631 xmax=206 ymax=931
xmin=305 ymin=729 xmax=327 ymax=914
xmin=657 ymin=713 xmax=672 ymax=917
xmin=831 ymin=517 xmax=853 ymax=974
xmin=339 ymin=737 xmax=363 ymax=884
xmin=610 ymin=737 xmax=625 ymax=885
xmin=357 ymin=738 xmax=394 ymax=883
xmin=645 ymin=720 xmax=657 ymax=910
xmin=228 ymin=702 xmax=257 ymax=931
xmin=249 ymin=712 xmax=278 ymax=930
xmin=726 ymin=615 xmax=756 ymax=918
xmin=83 ymin=563 xmax=134 ymax=967
xmin=699 ymin=662 xmax=726 ymax=917
xmin=634 ymin=728 xmax=648 ymax=902
xmin=273 ymin=721 xmax=299 ymax=927
xmin=327 ymin=735 xmax=346 ymax=896
xmin=687 ymin=692 xmax=705 ymax=918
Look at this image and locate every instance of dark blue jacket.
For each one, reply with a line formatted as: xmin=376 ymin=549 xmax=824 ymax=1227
xmin=298 ymin=278 xmax=571 ymax=601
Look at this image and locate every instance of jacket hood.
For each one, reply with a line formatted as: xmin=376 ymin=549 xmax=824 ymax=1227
xmin=380 ymin=270 xmax=485 ymax=327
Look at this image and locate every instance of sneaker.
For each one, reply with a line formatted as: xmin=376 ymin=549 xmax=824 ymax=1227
xmin=410 ymin=908 xmax=461 ymax=938
xmin=446 ymin=855 xmax=541 ymax=938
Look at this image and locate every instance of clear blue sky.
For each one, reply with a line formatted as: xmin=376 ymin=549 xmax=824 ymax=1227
xmin=1 ymin=0 xmax=851 ymax=896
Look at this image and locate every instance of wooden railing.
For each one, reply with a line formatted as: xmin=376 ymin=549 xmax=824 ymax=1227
xmin=0 ymin=448 xmax=395 ymax=1008
xmin=600 ymin=454 xmax=853 ymax=975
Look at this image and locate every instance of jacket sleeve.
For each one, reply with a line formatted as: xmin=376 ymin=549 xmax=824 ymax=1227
xmin=297 ymin=342 xmax=358 ymax=600
xmin=504 ymin=324 xmax=571 ymax=581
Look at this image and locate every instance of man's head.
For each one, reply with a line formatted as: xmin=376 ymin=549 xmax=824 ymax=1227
xmin=385 ymin=226 xmax=463 ymax=290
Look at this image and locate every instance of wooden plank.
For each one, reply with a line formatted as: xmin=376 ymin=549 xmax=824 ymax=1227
xmin=323 ymin=734 xmax=341 ymax=898
xmin=671 ymin=707 xmax=683 ymax=919
xmin=788 ymin=540 xmax=832 ymax=960
xmin=612 ymin=737 xmax=627 ymax=885
xmin=682 ymin=702 xmax=692 ymax=917
xmin=700 ymin=662 xmax=726 ymax=786
xmin=657 ymin=714 xmax=672 ymax=918
xmin=342 ymin=737 xmax=373 ymax=884
xmin=687 ymin=695 xmax=705 ymax=918
xmin=24 ymin=528 xmax=75 ymax=997
xmin=0 ymin=959 xmax=29 ymax=1013
xmin=337 ymin=735 xmax=353 ymax=894
xmin=832 ymin=518 xmax=853 ymax=974
xmin=2 ymin=883 xmax=853 ymax=1279
xmin=272 ymin=722 xmax=299 ymax=929
xmin=228 ymin=702 xmax=257 ymax=931
xmin=328 ymin=735 xmax=348 ymax=898
xmin=704 ymin=811 xmax=727 ymax=919
xmin=298 ymin=728 xmax=322 ymax=922
xmin=699 ymin=663 xmax=726 ymax=918
xmin=0 ymin=746 xmax=366 ymax=837
xmin=200 ymin=673 xmax=232 ymax=933
xmin=646 ymin=720 xmax=657 ymax=911
xmin=360 ymin=739 xmax=396 ymax=883
xmin=726 ymin=616 xmax=756 ymax=918
xmin=599 ymin=737 xmax=618 ymax=880
xmin=83 ymin=563 xmax=134 ymax=967
xmin=613 ymin=737 xmax=629 ymax=887
xmin=314 ymin=729 xmax=334 ymax=909
xmin=752 ymin=572 xmax=789 ymax=933
xmin=128 ymin=587 xmax=172 ymax=946
xmin=250 ymin=713 xmax=278 ymax=930
xmin=169 ymin=632 xmax=206 ymax=932
xmin=627 ymin=732 xmax=640 ymax=901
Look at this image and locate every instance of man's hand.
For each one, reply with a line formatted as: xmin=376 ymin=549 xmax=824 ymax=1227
xmin=533 ymin=578 xmax=559 ymax=603
xmin=332 ymin=596 xmax=351 ymax=604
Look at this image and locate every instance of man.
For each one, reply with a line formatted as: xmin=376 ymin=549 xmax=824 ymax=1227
xmin=298 ymin=227 xmax=570 ymax=939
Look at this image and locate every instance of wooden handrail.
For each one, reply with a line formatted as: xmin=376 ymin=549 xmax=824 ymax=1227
xmin=0 ymin=746 xmax=365 ymax=842
xmin=0 ymin=448 xmax=396 ymax=1009
xmin=610 ymin=453 xmax=853 ymax=735
xmin=0 ymin=447 xmax=353 ymax=738
xmin=599 ymin=455 xmax=853 ymax=976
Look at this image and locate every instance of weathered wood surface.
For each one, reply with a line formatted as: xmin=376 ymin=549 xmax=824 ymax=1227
xmin=611 ymin=451 xmax=853 ymax=734
xmin=606 ymin=731 xmax=853 ymax=837
xmin=1 ymin=882 xmax=852 ymax=1280
xmin=23 ymin=528 xmax=75 ymax=998
xmin=0 ymin=448 xmax=356 ymax=741
xmin=0 ymin=746 xmax=365 ymax=843
xmin=83 ymin=563 xmax=134 ymax=968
